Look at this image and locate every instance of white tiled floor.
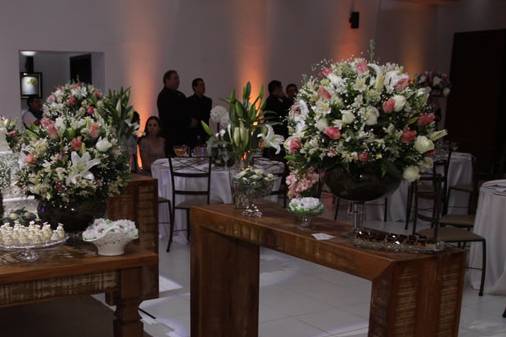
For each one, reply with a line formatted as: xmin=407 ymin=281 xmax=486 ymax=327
xmin=138 ymin=197 xmax=506 ymax=337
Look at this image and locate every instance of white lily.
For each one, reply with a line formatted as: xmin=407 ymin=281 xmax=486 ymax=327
xmin=258 ymin=124 xmax=284 ymax=154
xmin=66 ymin=151 xmax=101 ymax=185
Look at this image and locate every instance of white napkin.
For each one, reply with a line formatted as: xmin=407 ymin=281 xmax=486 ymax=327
xmin=312 ymin=233 xmax=335 ymax=240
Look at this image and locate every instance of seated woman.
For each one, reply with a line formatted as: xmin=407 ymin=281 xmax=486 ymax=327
xmin=138 ymin=116 xmax=166 ymax=174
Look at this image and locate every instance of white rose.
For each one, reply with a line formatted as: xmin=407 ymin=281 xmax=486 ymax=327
xmin=403 ymin=166 xmax=420 ymax=182
xmin=392 ymin=95 xmax=407 ymax=112
xmin=341 ymin=110 xmax=355 ymax=125
xmin=364 ymin=106 xmax=379 ymax=126
xmin=315 ymin=118 xmax=328 ymax=131
xmin=96 ymin=138 xmax=112 ymax=152
xmin=443 ymin=87 xmax=450 ymax=96
xmin=432 ymin=76 xmax=441 ymax=86
xmin=414 ymin=136 xmax=434 ymax=153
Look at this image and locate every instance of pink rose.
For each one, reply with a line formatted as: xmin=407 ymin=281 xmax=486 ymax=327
xmin=425 ymin=150 xmax=435 ymax=157
xmin=401 ymin=129 xmax=417 ymax=144
xmin=356 ymin=60 xmax=368 ymax=74
xmin=286 ymin=137 xmax=302 ymax=154
xmin=418 ymin=113 xmax=435 ymax=126
xmin=87 ymin=106 xmax=95 ymax=115
xmin=321 ymin=67 xmax=332 ymax=77
xmin=88 ymin=122 xmax=101 ymax=139
xmin=358 ymin=152 xmax=369 ymax=162
xmin=47 ymin=95 xmax=56 ymax=103
xmin=7 ymin=130 xmax=17 ymax=137
xmin=324 ymin=127 xmax=341 ymax=140
xmin=394 ymin=78 xmax=410 ymax=92
xmin=318 ymin=86 xmax=332 ymax=100
xmin=25 ymin=154 xmax=36 ymax=165
xmin=382 ymin=98 xmax=395 ymax=113
xmin=70 ymin=137 xmax=82 ymax=151
xmin=40 ymin=118 xmax=53 ymax=129
xmin=67 ymin=96 xmax=77 ymax=106
xmin=95 ymin=90 xmax=103 ymax=98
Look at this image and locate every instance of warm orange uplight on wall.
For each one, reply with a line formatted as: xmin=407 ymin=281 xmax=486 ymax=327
xmin=231 ymin=0 xmax=267 ymax=98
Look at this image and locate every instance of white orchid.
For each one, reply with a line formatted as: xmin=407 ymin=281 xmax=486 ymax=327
xmin=66 ymin=151 xmax=101 ymax=185
xmin=258 ymin=124 xmax=284 ymax=154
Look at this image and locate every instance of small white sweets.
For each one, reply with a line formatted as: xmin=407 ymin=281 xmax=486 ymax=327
xmin=0 ymin=221 xmax=65 ymax=247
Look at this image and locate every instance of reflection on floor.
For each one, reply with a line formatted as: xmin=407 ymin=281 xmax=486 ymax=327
xmin=137 ymin=196 xmax=506 ymax=337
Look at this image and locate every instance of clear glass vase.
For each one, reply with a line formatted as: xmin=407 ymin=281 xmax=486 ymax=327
xmin=229 ymin=157 xmax=252 ymax=209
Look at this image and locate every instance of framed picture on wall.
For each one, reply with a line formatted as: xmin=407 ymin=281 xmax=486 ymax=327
xmin=20 ymin=72 xmax=42 ymax=98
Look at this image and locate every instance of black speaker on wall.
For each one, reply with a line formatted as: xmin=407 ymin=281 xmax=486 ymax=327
xmin=349 ymin=11 xmax=359 ymax=29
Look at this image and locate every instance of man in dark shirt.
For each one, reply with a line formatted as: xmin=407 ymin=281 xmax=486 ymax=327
xmin=285 ymin=83 xmax=298 ymax=107
xmin=264 ymin=80 xmax=290 ymax=139
xmin=186 ymin=78 xmax=212 ymax=147
xmin=157 ymin=70 xmax=188 ymax=155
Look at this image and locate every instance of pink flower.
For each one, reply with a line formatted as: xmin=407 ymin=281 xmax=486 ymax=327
xmin=71 ymin=83 xmax=80 ymax=89
xmin=87 ymin=106 xmax=95 ymax=115
xmin=321 ymin=67 xmax=332 ymax=77
xmin=418 ymin=113 xmax=435 ymax=126
xmin=6 ymin=130 xmax=17 ymax=137
xmin=25 ymin=154 xmax=36 ymax=165
xmin=324 ymin=127 xmax=341 ymax=140
xmin=70 ymin=137 xmax=82 ymax=151
xmin=95 ymin=90 xmax=103 ymax=98
xmin=286 ymin=170 xmax=320 ymax=199
xmin=318 ymin=86 xmax=332 ymax=100
xmin=358 ymin=152 xmax=369 ymax=162
xmin=67 ymin=96 xmax=77 ymax=106
xmin=394 ymin=78 xmax=410 ymax=92
xmin=88 ymin=122 xmax=101 ymax=139
xmin=286 ymin=137 xmax=302 ymax=154
xmin=356 ymin=60 xmax=368 ymax=74
xmin=47 ymin=95 xmax=56 ymax=103
xmin=401 ymin=129 xmax=417 ymax=144
xmin=382 ymin=98 xmax=395 ymax=113
xmin=47 ymin=125 xmax=59 ymax=139
xmin=40 ymin=118 xmax=53 ymax=129
xmin=425 ymin=150 xmax=435 ymax=157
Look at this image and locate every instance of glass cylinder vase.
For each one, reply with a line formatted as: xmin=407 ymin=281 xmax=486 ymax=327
xmin=229 ymin=156 xmax=252 ymax=209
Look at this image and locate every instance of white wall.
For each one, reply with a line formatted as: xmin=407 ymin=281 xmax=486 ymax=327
xmin=3 ymin=0 xmax=502 ymax=130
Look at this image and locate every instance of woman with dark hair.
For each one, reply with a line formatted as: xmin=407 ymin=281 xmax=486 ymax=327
xmin=138 ymin=116 xmax=166 ymax=174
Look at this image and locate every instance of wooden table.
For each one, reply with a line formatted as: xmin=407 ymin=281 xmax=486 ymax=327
xmin=0 ymin=174 xmax=159 ymax=337
xmin=191 ymin=204 xmax=466 ymax=337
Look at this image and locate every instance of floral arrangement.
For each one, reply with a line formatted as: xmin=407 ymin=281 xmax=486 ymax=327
xmin=82 ymin=218 xmax=138 ymax=241
xmin=0 ymin=117 xmax=19 ymax=151
xmin=416 ymin=71 xmax=451 ymax=97
xmin=210 ymin=105 xmax=230 ymax=127
xmin=2 ymin=208 xmax=37 ymax=226
xmin=10 ymin=82 xmax=135 ymax=206
xmin=0 ymin=159 xmax=10 ymax=190
xmin=202 ymin=82 xmax=284 ymax=162
xmin=288 ymin=197 xmax=324 ymax=216
xmin=285 ymin=58 xmax=447 ymax=198
xmin=232 ymin=167 xmax=275 ymax=192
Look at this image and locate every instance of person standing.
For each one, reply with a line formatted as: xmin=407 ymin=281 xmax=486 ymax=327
xmin=157 ymin=70 xmax=188 ymax=155
xmin=186 ymin=78 xmax=212 ymax=148
xmin=21 ymin=97 xmax=44 ymax=128
xmin=264 ymin=80 xmax=290 ymax=139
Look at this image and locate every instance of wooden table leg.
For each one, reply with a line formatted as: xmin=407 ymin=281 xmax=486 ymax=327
xmin=114 ymin=268 xmax=144 ymax=337
xmin=191 ymin=224 xmax=260 ymax=337
xmin=370 ymin=253 xmax=465 ymax=337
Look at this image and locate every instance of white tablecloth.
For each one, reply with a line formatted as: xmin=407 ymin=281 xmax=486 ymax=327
xmin=151 ymin=157 xmax=284 ymax=238
xmin=366 ymin=152 xmax=474 ymax=221
xmin=469 ymin=180 xmax=506 ymax=295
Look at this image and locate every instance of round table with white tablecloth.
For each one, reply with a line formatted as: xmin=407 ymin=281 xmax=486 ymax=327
xmin=150 ymin=157 xmax=284 ymax=238
xmin=469 ymin=180 xmax=506 ymax=295
xmin=366 ymin=152 xmax=474 ymax=221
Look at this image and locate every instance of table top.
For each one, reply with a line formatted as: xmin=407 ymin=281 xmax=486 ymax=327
xmin=191 ymin=203 xmax=461 ymax=281
xmin=0 ymin=244 xmax=158 ymax=284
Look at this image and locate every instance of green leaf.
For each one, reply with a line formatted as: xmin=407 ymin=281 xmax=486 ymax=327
xmin=201 ymin=121 xmax=213 ymax=136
